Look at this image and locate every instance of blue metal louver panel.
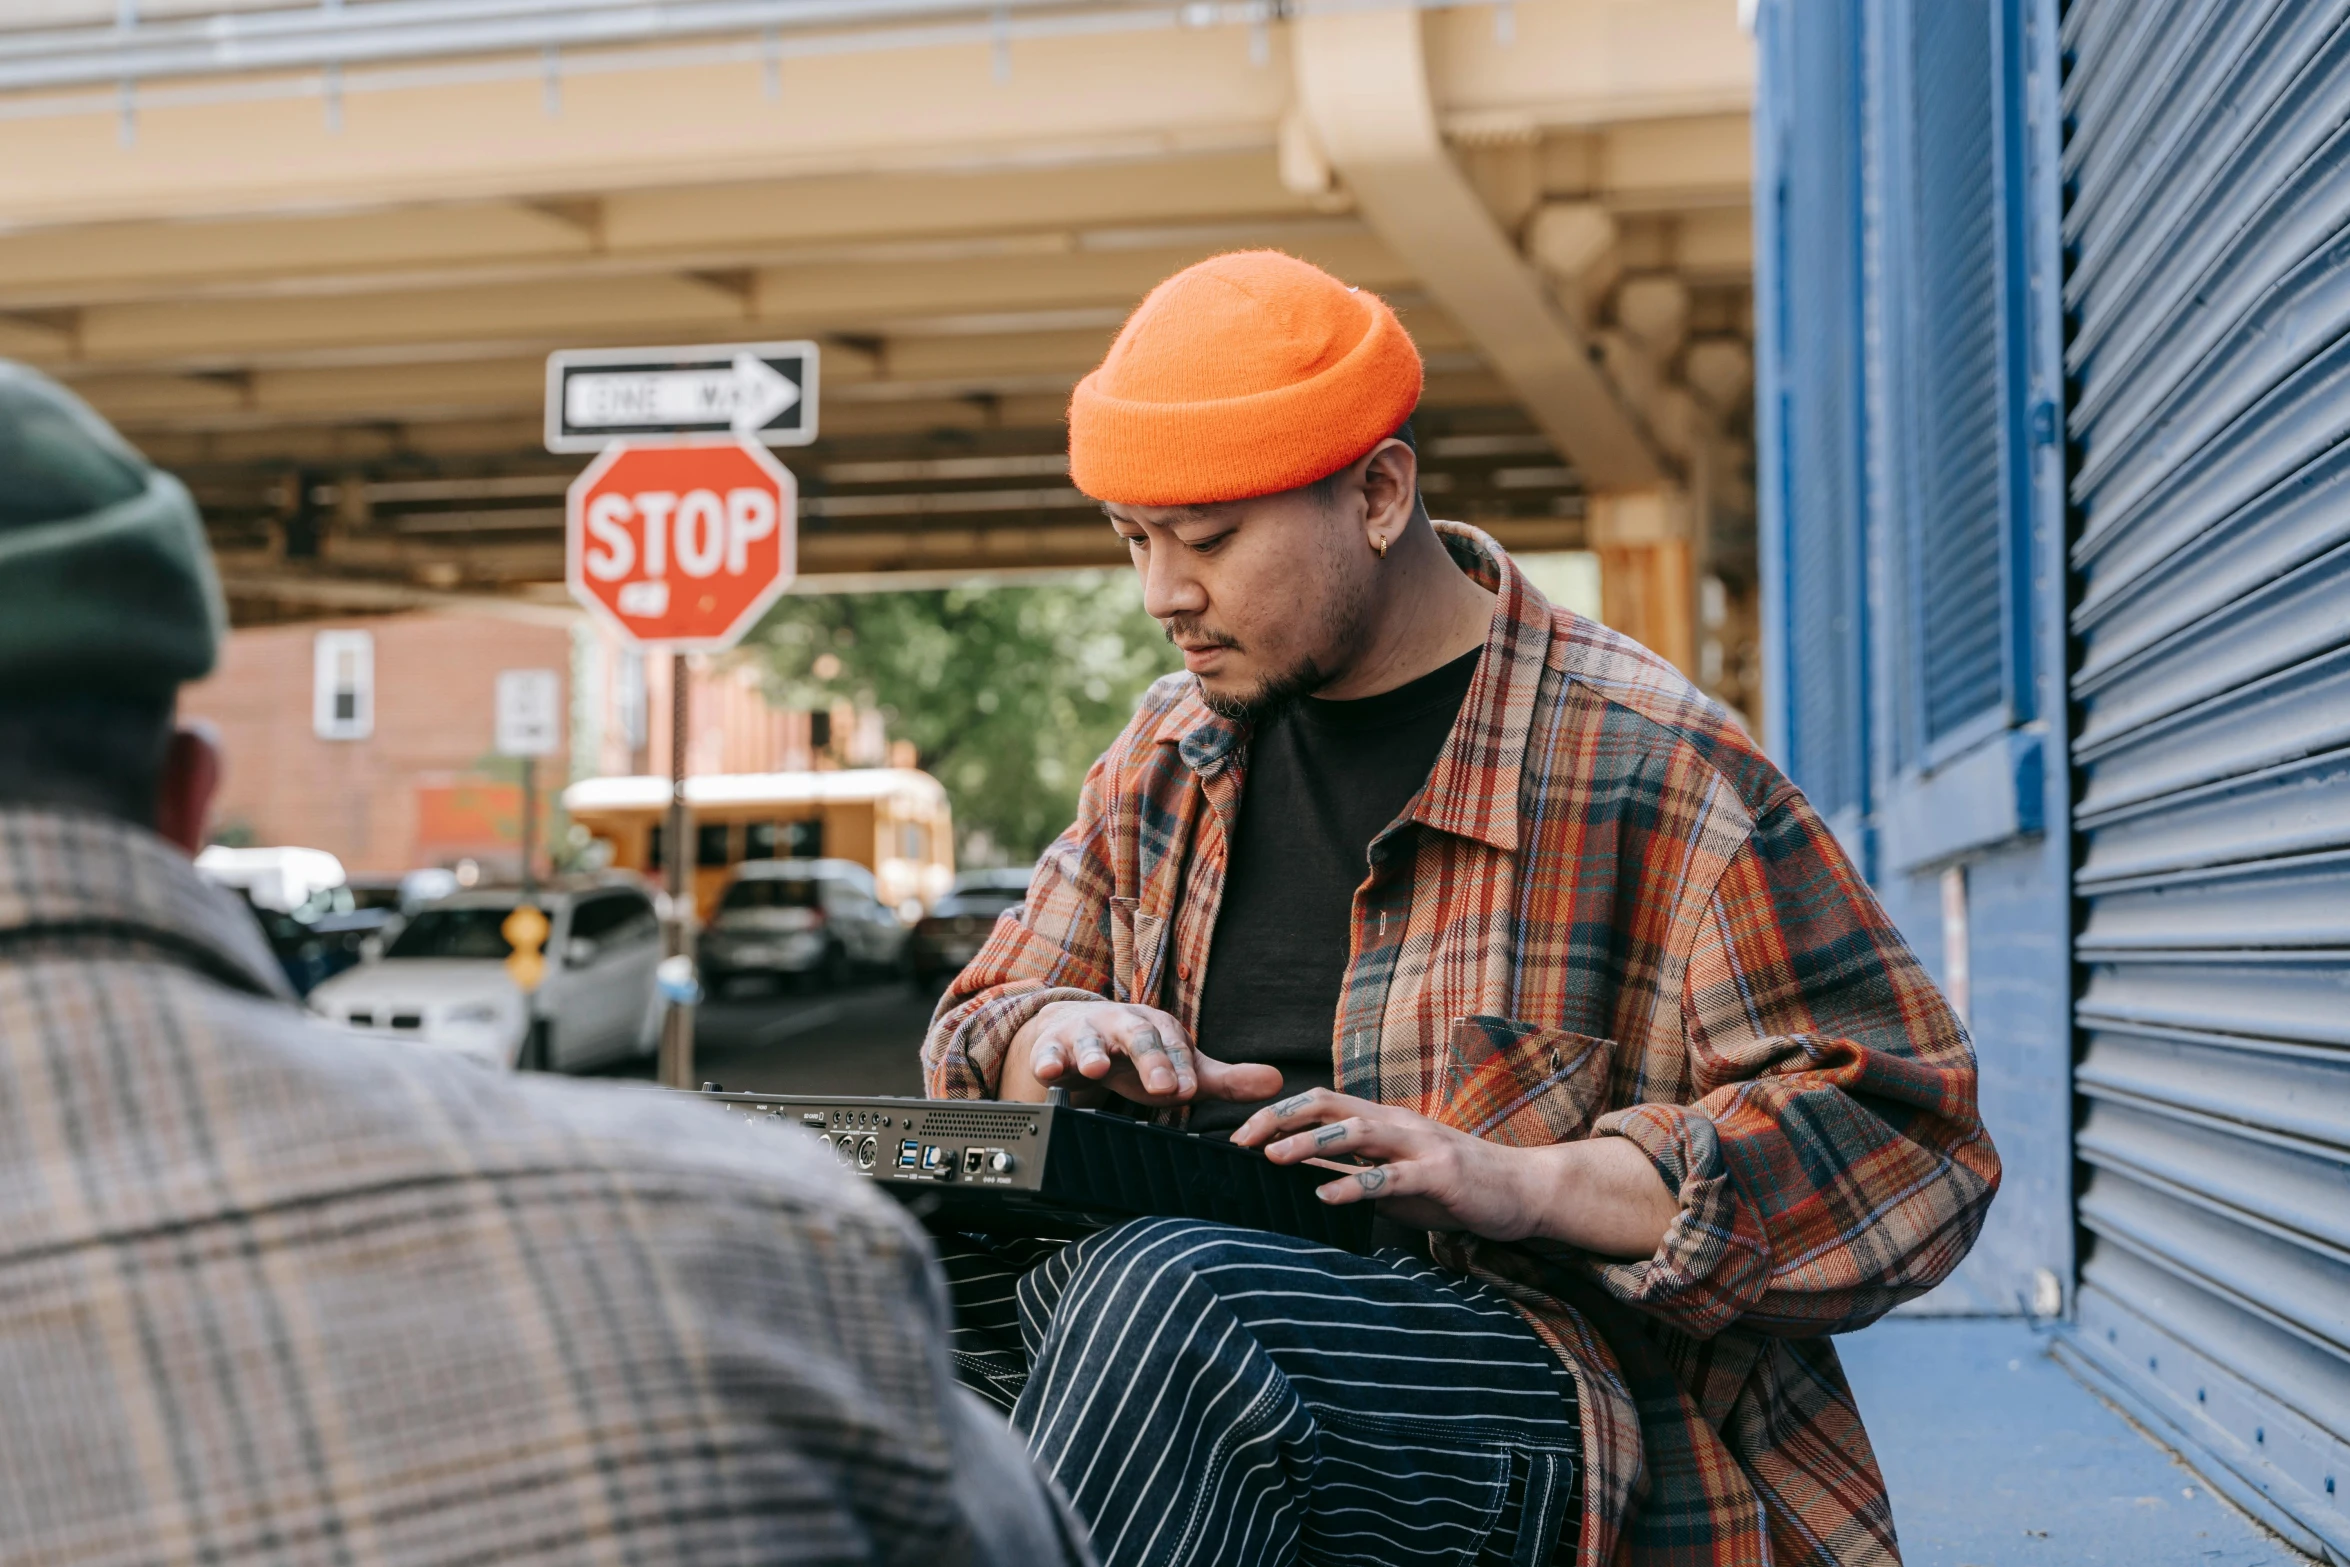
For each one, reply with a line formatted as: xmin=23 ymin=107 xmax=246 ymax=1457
xmin=1906 ymin=0 xmax=2004 ymax=746
xmin=1773 ymin=0 xmax=1868 ymax=821
xmin=2064 ymin=0 xmax=2350 ymax=1554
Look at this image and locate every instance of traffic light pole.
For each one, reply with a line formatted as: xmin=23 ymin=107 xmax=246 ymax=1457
xmin=657 ymin=652 xmax=696 ymax=1090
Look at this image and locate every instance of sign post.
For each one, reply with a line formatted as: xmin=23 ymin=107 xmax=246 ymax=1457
xmin=555 ymin=340 xmax=810 ymax=1090
xmin=495 ymin=669 xmax=561 ymax=896
xmin=661 ymin=654 xmax=694 ymax=1092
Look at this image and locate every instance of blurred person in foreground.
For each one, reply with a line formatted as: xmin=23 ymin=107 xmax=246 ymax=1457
xmin=924 ymin=253 xmax=1999 ymax=1567
xmin=0 ymin=362 xmax=1088 ymax=1567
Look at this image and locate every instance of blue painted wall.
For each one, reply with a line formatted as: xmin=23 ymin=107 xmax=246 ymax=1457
xmin=1753 ymin=0 xmax=2073 ymax=1316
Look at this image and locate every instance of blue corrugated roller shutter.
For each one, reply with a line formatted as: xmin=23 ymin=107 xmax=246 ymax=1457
xmin=2061 ymin=0 xmax=2350 ymax=1553
xmin=1907 ymin=0 xmax=2006 ymax=747
xmin=1778 ymin=0 xmax=1867 ymax=821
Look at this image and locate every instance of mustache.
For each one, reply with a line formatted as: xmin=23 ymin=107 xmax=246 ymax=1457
xmin=1161 ymin=618 xmax=1240 ymax=651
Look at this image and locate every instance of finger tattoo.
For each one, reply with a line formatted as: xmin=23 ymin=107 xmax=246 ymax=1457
xmin=1312 ymin=1124 xmax=1349 ymax=1149
xmin=1132 ymin=1026 xmax=1167 ymax=1057
xmin=1355 ymin=1166 xmax=1389 ymax=1194
xmin=1272 ymin=1094 xmax=1314 ymax=1119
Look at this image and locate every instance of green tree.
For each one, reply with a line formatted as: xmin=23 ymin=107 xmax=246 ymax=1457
xmin=744 ymin=572 xmax=1179 ymax=862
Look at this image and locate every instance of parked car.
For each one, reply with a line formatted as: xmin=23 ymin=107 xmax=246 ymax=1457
xmin=908 ymin=865 xmax=1035 ymax=988
xmin=198 ymin=844 xmax=391 ymax=996
xmin=229 ymin=895 xmax=361 ymax=996
xmin=308 ymin=880 xmax=663 ymax=1072
xmin=699 ymin=858 xmax=909 ymax=993
xmin=341 ymin=867 xmax=468 ymax=956
xmin=196 ymin=844 xmax=345 ymax=913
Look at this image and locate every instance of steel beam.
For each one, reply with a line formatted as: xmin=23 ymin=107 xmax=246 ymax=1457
xmin=1289 ymin=4 xmax=1666 ymax=492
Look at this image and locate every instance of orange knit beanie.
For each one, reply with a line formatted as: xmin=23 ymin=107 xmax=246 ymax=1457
xmin=1068 ymin=250 xmax=1424 ymax=506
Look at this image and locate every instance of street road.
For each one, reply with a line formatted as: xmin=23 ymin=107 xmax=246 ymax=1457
xmin=603 ymin=978 xmax=940 ymax=1097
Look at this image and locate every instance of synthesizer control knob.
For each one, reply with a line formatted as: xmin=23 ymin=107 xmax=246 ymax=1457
xmin=987 ymin=1150 xmax=1017 ymax=1175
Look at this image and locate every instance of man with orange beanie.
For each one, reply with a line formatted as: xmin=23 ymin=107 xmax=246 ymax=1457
xmin=925 ymin=251 xmax=1997 ymax=1567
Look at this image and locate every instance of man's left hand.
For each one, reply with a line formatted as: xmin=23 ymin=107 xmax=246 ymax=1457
xmin=1233 ymin=1088 xmax=1683 ymax=1260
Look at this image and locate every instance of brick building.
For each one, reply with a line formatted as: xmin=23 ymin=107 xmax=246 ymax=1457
xmin=186 ymin=608 xmax=832 ymax=878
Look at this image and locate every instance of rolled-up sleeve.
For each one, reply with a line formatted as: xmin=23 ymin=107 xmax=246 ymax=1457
xmin=922 ymin=746 xmax=1127 ymax=1099
xmin=1588 ymin=795 xmax=2001 ymax=1340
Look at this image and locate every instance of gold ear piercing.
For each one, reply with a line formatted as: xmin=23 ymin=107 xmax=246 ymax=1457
xmin=1372 ymin=535 xmax=1390 ymax=559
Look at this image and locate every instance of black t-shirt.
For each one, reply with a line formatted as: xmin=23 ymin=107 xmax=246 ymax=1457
xmin=1187 ymin=646 xmax=1482 ymax=1137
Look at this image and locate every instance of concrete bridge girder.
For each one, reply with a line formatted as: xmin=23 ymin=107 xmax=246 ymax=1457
xmin=0 ymin=0 xmax=1756 ymax=707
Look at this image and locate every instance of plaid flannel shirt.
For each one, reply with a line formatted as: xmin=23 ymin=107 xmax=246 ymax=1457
xmin=924 ymin=524 xmax=2001 ymax=1567
xmin=0 ymin=807 xmax=1088 ymax=1567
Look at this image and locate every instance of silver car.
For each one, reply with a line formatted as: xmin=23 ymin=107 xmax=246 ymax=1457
xmin=309 ymin=881 xmax=664 ymax=1071
xmin=907 ymin=866 xmax=1034 ymax=989
xmin=699 ymin=858 xmax=908 ymax=993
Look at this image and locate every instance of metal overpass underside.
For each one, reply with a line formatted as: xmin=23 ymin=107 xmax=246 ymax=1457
xmin=0 ymin=0 xmax=1757 ymax=708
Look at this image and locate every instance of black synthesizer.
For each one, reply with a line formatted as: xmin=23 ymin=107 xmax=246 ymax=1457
xmin=700 ymin=1090 xmax=1373 ymax=1253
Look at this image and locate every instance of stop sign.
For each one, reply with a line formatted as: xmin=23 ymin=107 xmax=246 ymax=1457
xmin=565 ymin=438 xmax=797 ymax=650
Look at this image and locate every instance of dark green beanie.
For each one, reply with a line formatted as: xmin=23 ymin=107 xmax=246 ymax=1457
xmin=0 ymin=361 xmax=224 ymax=697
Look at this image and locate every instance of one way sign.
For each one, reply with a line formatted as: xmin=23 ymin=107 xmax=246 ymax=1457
xmin=544 ymin=340 xmax=819 ymax=453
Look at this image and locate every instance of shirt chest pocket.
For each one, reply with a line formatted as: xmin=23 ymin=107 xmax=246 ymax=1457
xmin=1436 ymin=1016 xmax=1615 ymax=1148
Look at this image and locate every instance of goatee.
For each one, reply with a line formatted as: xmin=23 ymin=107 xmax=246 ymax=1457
xmin=1199 ymin=658 xmax=1329 ymax=726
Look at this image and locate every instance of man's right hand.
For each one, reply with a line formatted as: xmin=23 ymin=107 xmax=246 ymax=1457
xmin=999 ymin=999 xmax=1282 ymax=1109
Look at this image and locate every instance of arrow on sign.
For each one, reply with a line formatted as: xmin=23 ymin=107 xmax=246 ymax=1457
xmin=562 ymin=354 xmax=801 ymax=436
xmin=728 ymin=353 xmax=800 ymax=433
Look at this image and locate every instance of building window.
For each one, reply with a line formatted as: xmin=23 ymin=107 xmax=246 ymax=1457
xmin=312 ymin=630 xmax=374 ymax=741
xmin=696 ymin=823 xmax=733 ymax=867
xmin=1901 ymin=0 xmax=2010 ymax=758
xmin=1878 ymin=0 xmax=2033 ymax=770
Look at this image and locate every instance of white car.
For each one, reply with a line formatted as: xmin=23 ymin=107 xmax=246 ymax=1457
xmin=309 ymin=882 xmax=663 ymax=1071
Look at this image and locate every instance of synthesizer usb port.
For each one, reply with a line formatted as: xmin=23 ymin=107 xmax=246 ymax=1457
xmin=896 ymin=1139 xmax=920 ymax=1170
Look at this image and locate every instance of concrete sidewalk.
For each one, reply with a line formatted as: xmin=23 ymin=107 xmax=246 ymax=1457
xmin=1838 ymin=1318 xmax=2308 ymax=1566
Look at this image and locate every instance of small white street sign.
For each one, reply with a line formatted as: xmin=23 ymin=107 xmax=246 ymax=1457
xmin=495 ymin=669 xmax=563 ymax=757
xmin=545 ymin=341 xmax=819 ymax=453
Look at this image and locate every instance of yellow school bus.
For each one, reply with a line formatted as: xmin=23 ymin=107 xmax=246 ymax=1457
xmin=562 ymin=769 xmax=954 ymax=924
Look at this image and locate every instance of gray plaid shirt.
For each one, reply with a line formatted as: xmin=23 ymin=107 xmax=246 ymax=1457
xmin=0 ymin=808 xmax=1089 ymax=1567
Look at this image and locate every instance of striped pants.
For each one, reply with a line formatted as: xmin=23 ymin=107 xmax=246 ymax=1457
xmin=940 ymin=1219 xmax=1581 ymax=1567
